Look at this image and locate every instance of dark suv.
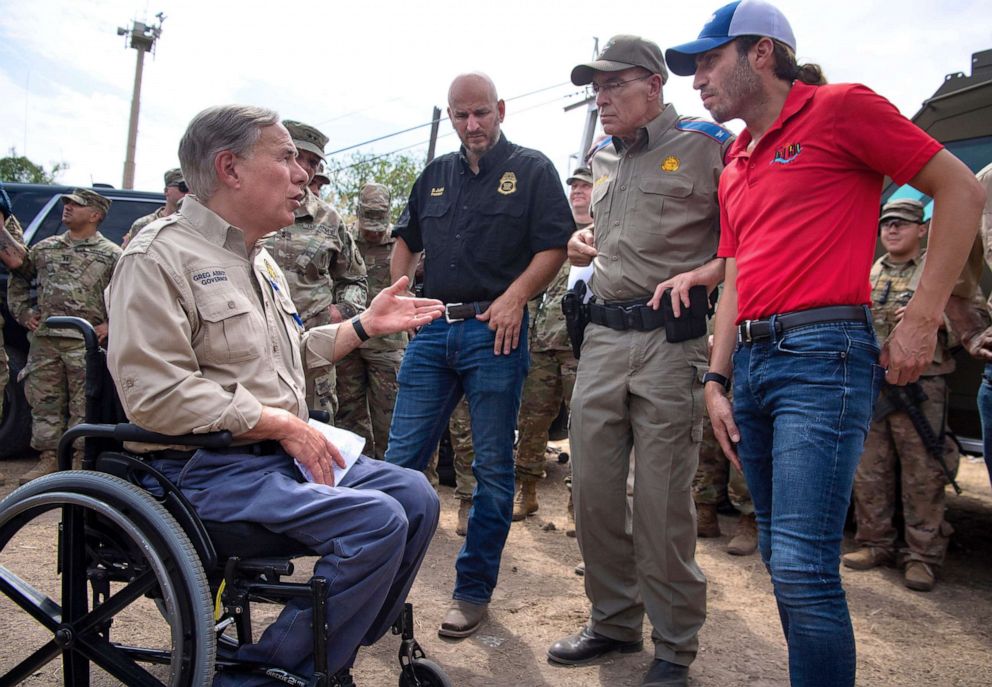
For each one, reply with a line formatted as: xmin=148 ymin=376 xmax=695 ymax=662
xmin=0 ymin=183 xmax=165 ymax=456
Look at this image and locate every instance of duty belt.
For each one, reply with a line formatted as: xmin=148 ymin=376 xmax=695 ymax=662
xmin=444 ymin=301 xmax=492 ymax=323
xmin=737 ymin=305 xmax=868 ymax=343
xmin=588 ymin=298 xmax=666 ymax=332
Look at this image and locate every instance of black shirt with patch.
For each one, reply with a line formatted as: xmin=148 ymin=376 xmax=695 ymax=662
xmin=394 ymin=134 xmax=574 ymax=304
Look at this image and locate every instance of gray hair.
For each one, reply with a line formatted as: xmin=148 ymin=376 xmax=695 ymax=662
xmin=178 ymin=105 xmax=280 ymax=201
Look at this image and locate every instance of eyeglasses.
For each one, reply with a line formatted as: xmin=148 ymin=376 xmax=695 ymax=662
xmin=879 ymin=219 xmax=918 ymax=230
xmin=590 ymin=74 xmax=652 ymax=95
xmin=170 ymin=181 xmax=189 ymax=193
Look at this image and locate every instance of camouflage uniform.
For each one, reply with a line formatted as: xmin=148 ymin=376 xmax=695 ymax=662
xmin=9 ymin=226 xmax=120 ymax=455
xmin=335 ymin=185 xmax=406 ymax=459
xmin=0 ymin=214 xmax=29 ymax=409
xmin=261 ymin=189 xmax=368 ymax=418
xmin=124 ymin=206 xmax=168 ymax=245
xmin=425 ymin=397 xmax=476 ymax=501
xmin=852 ymin=250 xmax=958 ymax=566
xmin=515 ymin=261 xmax=577 ymax=482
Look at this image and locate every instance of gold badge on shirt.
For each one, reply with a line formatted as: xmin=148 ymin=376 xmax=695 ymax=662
xmin=497 ymin=172 xmax=517 ymax=195
xmin=660 ymin=155 xmax=681 ymax=172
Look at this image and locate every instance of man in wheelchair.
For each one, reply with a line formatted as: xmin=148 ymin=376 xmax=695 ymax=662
xmin=100 ymin=105 xmax=445 ymax=685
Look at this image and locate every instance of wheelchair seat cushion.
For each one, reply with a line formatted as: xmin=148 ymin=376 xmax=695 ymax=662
xmin=203 ymin=520 xmax=315 ymax=561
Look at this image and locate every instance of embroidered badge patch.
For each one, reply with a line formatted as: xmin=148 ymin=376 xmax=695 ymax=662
xmin=498 ymin=172 xmax=517 ymax=195
xmin=660 ymin=155 xmax=681 ymax=172
xmin=430 ymin=187 xmax=445 ymax=197
xmin=772 ymin=143 xmax=802 ymax=164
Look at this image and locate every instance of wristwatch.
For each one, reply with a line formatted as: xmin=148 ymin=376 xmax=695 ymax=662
xmin=702 ymin=371 xmax=731 ymax=392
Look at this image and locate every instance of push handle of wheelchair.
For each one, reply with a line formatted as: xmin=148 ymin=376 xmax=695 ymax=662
xmin=45 ymin=315 xmax=100 ymax=350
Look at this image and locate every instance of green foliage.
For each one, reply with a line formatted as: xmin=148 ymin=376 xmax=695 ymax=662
xmin=0 ymin=148 xmax=68 ymax=184
xmin=325 ymin=151 xmax=424 ymax=223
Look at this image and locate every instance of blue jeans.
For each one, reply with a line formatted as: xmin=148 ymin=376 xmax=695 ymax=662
xmin=385 ymin=315 xmax=529 ymax=604
xmin=978 ymin=363 xmax=992 ymax=488
xmin=732 ymin=314 xmax=882 ymax=687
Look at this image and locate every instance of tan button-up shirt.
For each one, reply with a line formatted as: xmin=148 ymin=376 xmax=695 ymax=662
xmin=589 ymin=104 xmax=733 ymax=302
xmin=107 ymin=197 xmax=340 ymax=440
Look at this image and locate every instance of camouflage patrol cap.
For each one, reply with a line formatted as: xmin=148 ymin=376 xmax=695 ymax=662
xmin=313 ymin=163 xmax=330 ymax=185
xmin=566 ymin=167 xmax=593 ymax=185
xmin=571 ymin=35 xmax=669 ymax=86
xmin=61 ymin=188 xmax=111 ymax=217
xmin=283 ymin=120 xmax=328 ymax=161
xmin=358 ymin=183 xmax=391 ymax=231
xmin=879 ymin=198 xmax=926 ymax=224
xmin=164 ymin=168 xmax=185 ymax=186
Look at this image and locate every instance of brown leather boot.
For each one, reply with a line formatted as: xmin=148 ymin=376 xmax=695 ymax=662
xmin=904 ymin=561 xmax=936 ymax=592
xmin=512 ymin=481 xmax=539 ymax=521
xmin=841 ymin=546 xmax=894 ymax=570
xmin=456 ymin=499 xmax=471 ymax=536
xmin=727 ymin=513 xmax=758 ymax=555
xmin=696 ymin=503 xmax=721 ymax=538
xmin=18 ymin=451 xmax=58 ymax=486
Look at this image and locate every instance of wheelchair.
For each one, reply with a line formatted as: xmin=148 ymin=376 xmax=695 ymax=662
xmin=0 ymin=317 xmax=451 ymax=687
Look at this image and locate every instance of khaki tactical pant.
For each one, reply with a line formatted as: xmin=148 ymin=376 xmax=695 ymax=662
xmin=570 ymin=324 xmax=707 ymax=666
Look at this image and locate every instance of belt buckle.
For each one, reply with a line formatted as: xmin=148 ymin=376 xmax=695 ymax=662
xmin=445 ymin=303 xmax=464 ymax=324
xmin=739 ymin=319 xmax=753 ymax=343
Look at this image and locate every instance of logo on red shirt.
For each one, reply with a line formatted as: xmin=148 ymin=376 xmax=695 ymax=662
xmin=772 ymin=143 xmax=802 ymax=165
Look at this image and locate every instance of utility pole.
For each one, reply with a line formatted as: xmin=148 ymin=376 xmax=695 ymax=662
xmin=564 ymin=37 xmax=600 ymax=169
xmin=426 ymin=107 xmax=442 ymax=163
xmin=118 ymin=13 xmax=165 ymax=189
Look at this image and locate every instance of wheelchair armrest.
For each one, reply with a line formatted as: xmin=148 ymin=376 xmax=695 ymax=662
xmin=308 ymin=409 xmax=330 ymax=423
xmin=45 ymin=316 xmax=100 ymax=352
xmin=114 ymin=423 xmax=234 ymax=448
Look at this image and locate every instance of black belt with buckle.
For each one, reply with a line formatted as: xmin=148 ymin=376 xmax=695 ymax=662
xmin=737 ymin=305 xmax=868 ymax=343
xmin=588 ymin=298 xmax=666 ymax=332
xmin=444 ymin=301 xmax=492 ymax=323
xmin=144 ymin=440 xmax=283 ymax=461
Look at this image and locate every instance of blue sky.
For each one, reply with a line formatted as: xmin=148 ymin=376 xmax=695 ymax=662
xmin=1 ymin=0 xmax=989 ymax=194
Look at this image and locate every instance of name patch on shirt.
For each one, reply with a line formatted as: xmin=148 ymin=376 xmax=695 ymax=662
xmin=772 ymin=143 xmax=803 ymax=165
xmin=192 ymin=269 xmax=229 ymax=286
xmin=498 ymin=172 xmax=517 ymax=195
xmin=431 ymin=187 xmax=445 ymax=197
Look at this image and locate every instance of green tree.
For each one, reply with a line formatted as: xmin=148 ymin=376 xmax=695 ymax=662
xmin=0 ymin=148 xmax=68 ymax=184
xmin=325 ymin=151 xmax=423 ymax=223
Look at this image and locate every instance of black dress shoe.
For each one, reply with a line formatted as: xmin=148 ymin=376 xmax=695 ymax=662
xmin=641 ymin=658 xmax=689 ymax=686
xmin=547 ymin=626 xmax=643 ymax=665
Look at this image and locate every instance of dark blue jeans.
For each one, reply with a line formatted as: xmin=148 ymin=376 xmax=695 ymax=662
xmin=979 ymin=363 xmax=992 ymax=488
xmin=385 ymin=315 xmax=529 ymax=604
xmin=732 ymin=314 xmax=882 ymax=687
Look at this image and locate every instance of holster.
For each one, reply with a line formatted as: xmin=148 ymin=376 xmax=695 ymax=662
xmin=561 ymin=280 xmax=591 ymax=359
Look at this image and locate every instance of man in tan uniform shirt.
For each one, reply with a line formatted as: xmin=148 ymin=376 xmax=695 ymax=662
xmin=548 ymin=36 xmax=732 ymax=686
xmin=106 ymin=105 xmax=443 ymax=684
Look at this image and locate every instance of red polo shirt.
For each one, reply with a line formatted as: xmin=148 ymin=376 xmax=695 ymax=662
xmin=717 ymin=82 xmax=942 ymax=322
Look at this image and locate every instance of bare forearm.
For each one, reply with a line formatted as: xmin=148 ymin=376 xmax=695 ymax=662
xmin=390 ymin=239 xmax=420 ymax=286
xmin=708 ymin=260 xmax=738 ymax=377
xmin=503 ymin=248 xmax=567 ymax=307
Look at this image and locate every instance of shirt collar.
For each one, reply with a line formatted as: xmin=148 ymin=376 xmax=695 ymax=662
xmin=459 ymin=133 xmax=512 ymax=175
xmin=880 ymin=252 xmax=923 ymax=269
xmin=728 ymin=81 xmax=818 ymax=161
xmin=613 ymin=104 xmax=680 ymax=153
xmin=180 ymin=195 xmax=250 ymax=259
xmin=294 ymin=188 xmax=320 ymax=222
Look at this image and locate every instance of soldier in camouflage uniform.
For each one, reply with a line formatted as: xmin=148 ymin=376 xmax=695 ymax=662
xmin=511 ymin=167 xmax=591 ymax=524
xmin=309 ymin=163 xmax=330 ymax=197
xmin=425 ymin=398 xmax=477 ymax=535
xmin=8 ymin=189 xmax=121 ymax=484
xmin=261 ymin=120 xmax=368 ymax=418
xmin=335 ymin=184 xmax=406 ymax=459
xmin=0 ymin=186 xmax=30 ymax=483
xmin=842 ymin=199 xmax=959 ymax=592
xmin=122 ymin=168 xmax=188 ymax=247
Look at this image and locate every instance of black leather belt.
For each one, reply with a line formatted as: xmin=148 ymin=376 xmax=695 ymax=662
xmin=444 ymin=301 xmax=492 ymax=323
xmin=588 ymin=298 xmax=666 ymax=332
xmin=144 ymin=440 xmax=283 ymax=461
xmin=737 ymin=305 xmax=868 ymax=343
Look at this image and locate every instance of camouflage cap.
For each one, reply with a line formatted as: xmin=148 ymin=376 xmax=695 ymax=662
xmin=283 ymin=120 xmax=328 ymax=161
xmin=571 ymin=35 xmax=669 ymax=86
xmin=164 ymin=168 xmax=185 ymax=187
xmin=358 ymin=183 xmax=391 ymax=231
xmin=313 ymin=163 xmax=330 ymax=185
xmin=61 ymin=188 xmax=111 ymax=217
xmin=566 ymin=167 xmax=593 ymax=185
xmin=879 ymin=198 xmax=926 ymax=224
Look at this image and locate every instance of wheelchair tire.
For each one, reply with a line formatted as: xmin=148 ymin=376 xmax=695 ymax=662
xmin=0 ymin=471 xmax=216 ymax=686
xmin=398 ymin=658 xmax=454 ymax=687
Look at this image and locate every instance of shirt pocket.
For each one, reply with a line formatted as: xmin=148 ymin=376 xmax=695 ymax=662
xmin=79 ymin=254 xmax=115 ymax=289
xmin=591 ymin=177 xmax=611 ymax=220
xmin=197 ymin=294 xmax=261 ymax=364
xmin=476 ymin=199 xmax=527 ymax=261
xmin=636 ymin=176 xmax=694 ymax=230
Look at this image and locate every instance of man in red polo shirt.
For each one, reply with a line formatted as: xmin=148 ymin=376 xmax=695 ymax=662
xmin=666 ymin=1 xmax=984 ymax=685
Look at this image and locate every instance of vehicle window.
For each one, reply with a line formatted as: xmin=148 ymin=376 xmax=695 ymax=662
xmin=27 ymin=199 xmax=163 ymax=248
xmin=7 ymin=191 xmax=50 ymax=232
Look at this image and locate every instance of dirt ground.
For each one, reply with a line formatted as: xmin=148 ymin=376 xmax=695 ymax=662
xmin=1 ymin=445 xmax=991 ymax=686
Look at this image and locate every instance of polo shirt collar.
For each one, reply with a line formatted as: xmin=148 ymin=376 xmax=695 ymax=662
xmin=180 ymin=196 xmax=250 ymax=259
xmin=459 ymin=133 xmax=512 ymax=175
xmin=728 ymin=81 xmax=818 ymax=161
xmin=613 ymin=104 xmax=680 ymax=153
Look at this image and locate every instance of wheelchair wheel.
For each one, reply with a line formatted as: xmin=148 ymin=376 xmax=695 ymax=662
xmin=398 ymin=658 xmax=453 ymax=687
xmin=0 ymin=471 xmax=215 ymax=686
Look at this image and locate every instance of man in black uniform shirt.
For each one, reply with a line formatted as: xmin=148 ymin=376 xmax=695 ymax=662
xmin=387 ymin=72 xmax=574 ymax=638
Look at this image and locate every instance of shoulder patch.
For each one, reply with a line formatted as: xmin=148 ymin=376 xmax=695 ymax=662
xmin=675 ymin=119 xmax=734 ymax=143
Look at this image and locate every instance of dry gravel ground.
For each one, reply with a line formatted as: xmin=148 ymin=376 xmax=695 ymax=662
xmin=1 ymin=446 xmax=991 ymax=687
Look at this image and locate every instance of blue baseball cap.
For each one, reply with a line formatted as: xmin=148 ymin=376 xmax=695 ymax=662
xmin=665 ymin=0 xmax=796 ymax=77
